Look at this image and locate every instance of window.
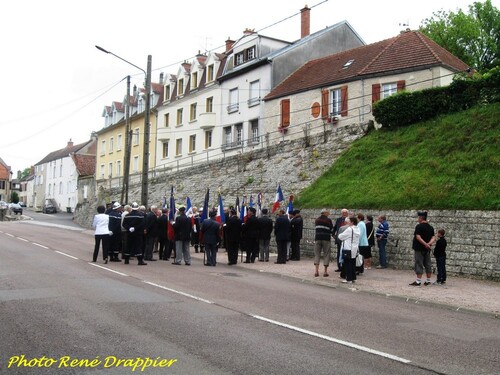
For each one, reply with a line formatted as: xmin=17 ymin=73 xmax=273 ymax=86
xmin=207 ymin=64 xmax=214 ymax=82
xmin=177 ymin=78 xmax=184 ymax=96
xmin=133 ymin=156 xmax=139 ymax=173
xmin=116 ymin=160 xmax=122 ymax=177
xmin=191 ymin=72 xmax=198 ymax=89
xmin=109 ymin=137 xmax=114 ymax=153
xmin=190 ymin=103 xmax=197 ymax=121
xmin=108 ymin=162 xmax=113 ymax=177
xmin=228 ymin=88 xmax=239 ymax=113
xmin=206 ymin=97 xmax=213 ymax=113
xmin=224 ymin=127 xmax=232 ymax=146
xmin=164 ymin=84 xmax=170 ymax=101
xmin=247 ymin=46 xmax=255 ymax=60
xmin=48 ymin=184 xmax=52 ymax=196
xmin=235 ymin=52 xmax=244 ymax=65
xmin=205 ymin=130 xmax=212 ymax=149
xmin=248 ymin=80 xmax=260 ymax=106
xmin=382 ymin=83 xmax=397 ymax=99
xmin=164 ymin=113 xmax=170 ymax=127
xmin=101 ymin=140 xmax=106 ymax=155
xmin=189 ymin=135 xmax=196 ymax=153
xmin=133 ymin=128 xmax=140 ymax=146
xmin=250 ymin=119 xmax=259 ymax=143
xmin=176 ymin=109 xmax=183 ymax=126
xmin=162 ymin=141 xmax=169 ymax=158
xmin=176 ymin=139 xmax=182 ymax=156
xmin=67 ymin=181 xmax=71 ymax=194
xmin=59 ymin=164 xmax=63 ymax=177
xmin=235 ymin=124 xmax=243 ymax=145
xmin=117 ymin=134 xmax=122 ymax=151
xmin=100 ymin=164 xmax=105 ymax=179
xmin=330 ymin=88 xmax=342 ymax=116
xmin=53 ymin=164 xmax=56 ymax=178
xmin=59 ymin=182 xmax=63 ymax=194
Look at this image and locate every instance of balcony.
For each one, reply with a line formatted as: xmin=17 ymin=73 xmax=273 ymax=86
xmin=199 ymin=112 xmax=216 ymax=129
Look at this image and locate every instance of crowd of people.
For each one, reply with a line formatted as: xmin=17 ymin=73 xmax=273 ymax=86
xmin=91 ymin=202 xmax=447 ymax=286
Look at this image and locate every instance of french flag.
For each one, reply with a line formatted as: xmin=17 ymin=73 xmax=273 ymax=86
xmin=216 ymin=194 xmax=225 ymax=223
xmin=272 ymin=184 xmax=284 ymax=213
xmin=287 ymin=195 xmax=294 ymax=215
xmin=239 ymin=196 xmax=247 ymax=222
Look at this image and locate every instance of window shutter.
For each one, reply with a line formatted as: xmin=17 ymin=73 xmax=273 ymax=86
xmin=321 ymin=90 xmax=329 ymax=118
xmin=280 ymin=99 xmax=290 ymax=128
xmin=372 ymin=84 xmax=381 ymax=103
xmin=397 ymin=80 xmax=406 ymax=92
xmin=341 ymin=85 xmax=348 ymax=117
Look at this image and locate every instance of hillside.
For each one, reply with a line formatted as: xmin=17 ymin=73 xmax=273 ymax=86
xmin=296 ymin=103 xmax=500 ymax=210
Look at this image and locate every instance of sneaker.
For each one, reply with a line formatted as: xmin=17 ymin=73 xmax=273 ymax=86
xmin=409 ymin=281 xmax=421 ymax=286
xmin=424 ymin=281 xmax=431 ymax=286
xmin=341 ymin=280 xmax=353 ymax=284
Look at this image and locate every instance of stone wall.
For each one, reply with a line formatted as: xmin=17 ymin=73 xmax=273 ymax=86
xmin=74 ymin=122 xmax=499 ymax=281
xmin=298 ymin=209 xmax=500 ymax=281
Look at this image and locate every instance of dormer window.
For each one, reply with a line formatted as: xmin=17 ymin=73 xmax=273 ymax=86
xmin=235 ymin=52 xmax=244 ymax=66
xmin=247 ymin=46 xmax=255 ymax=60
xmin=178 ymin=78 xmax=184 ymax=96
xmin=191 ymin=72 xmax=198 ymax=89
xmin=207 ymin=64 xmax=214 ymax=82
xmin=234 ymin=46 xmax=256 ymax=66
xmin=164 ymin=84 xmax=171 ymax=101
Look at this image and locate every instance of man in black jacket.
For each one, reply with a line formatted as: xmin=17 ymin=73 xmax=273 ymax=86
xmin=108 ymin=202 xmax=123 ymax=262
xmin=144 ymin=205 xmax=159 ymax=261
xmin=201 ymin=210 xmax=221 ymax=266
xmin=258 ymin=208 xmax=273 ymax=262
xmin=122 ymin=202 xmax=147 ymax=265
xmin=225 ymin=208 xmax=242 ymax=265
xmin=242 ymin=207 xmax=260 ymax=263
xmin=274 ymin=209 xmax=291 ymax=264
xmin=172 ymin=206 xmax=192 ymax=265
xmin=290 ymin=210 xmax=303 ymax=261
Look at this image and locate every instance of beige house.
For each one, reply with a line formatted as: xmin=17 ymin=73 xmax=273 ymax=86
xmin=263 ymin=30 xmax=470 ymax=142
xmin=0 ymin=157 xmax=12 ymax=202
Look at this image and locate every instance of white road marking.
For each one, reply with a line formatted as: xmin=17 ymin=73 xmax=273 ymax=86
xmin=55 ymin=251 xmax=78 ymax=260
xmin=32 ymin=243 xmax=49 ymax=249
xmin=143 ymin=281 xmax=214 ymax=304
xmin=89 ymin=263 xmax=129 ymax=276
xmin=5 ymin=233 xmax=14 ymax=237
xmin=252 ymin=315 xmax=412 ymax=364
xmin=16 ymin=237 xmax=29 ymax=242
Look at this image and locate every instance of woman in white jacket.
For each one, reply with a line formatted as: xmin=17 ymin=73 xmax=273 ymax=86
xmin=92 ymin=205 xmax=110 ymax=263
xmin=338 ymin=216 xmax=360 ymax=283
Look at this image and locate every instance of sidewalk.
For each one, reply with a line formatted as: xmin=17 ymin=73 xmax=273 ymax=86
xmin=189 ymin=250 xmax=500 ymax=317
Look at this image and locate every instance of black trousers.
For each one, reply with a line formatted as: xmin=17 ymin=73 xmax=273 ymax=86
xmin=245 ymin=238 xmax=259 ymax=262
xmin=226 ymin=240 xmax=240 ymax=264
xmin=276 ymin=240 xmax=288 ymax=263
xmin=93 ymin=234 xmax=109 ymax=262
xmin=290 ymin=240 xmax=301 ymax=260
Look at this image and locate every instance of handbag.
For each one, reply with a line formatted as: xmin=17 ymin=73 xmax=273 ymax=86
xmin=356 ymin=254 xmax=363 ymax=267
xmin=341 ymin=228 xmax=354 ymax=261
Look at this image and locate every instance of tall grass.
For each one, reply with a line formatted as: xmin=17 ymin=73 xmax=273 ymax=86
xmin=296 ymin=103 xmax=500 ymax=210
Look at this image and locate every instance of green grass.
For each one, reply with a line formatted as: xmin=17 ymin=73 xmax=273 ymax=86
xmin=296 ymin=103 xmax=500 ymax=210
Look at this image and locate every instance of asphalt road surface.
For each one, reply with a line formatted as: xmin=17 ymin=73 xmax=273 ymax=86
xmin=0 ymin=220 xmax=498 ymax=375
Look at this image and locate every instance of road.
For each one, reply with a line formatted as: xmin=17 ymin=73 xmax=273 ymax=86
xmin=0 ymin=218 xmax=498 ymax=375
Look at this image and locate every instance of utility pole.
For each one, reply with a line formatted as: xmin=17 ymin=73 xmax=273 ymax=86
xmin=141 ymin=55 xmax=152 ymax=207
xmin=120 ymin=75 xmax=131 ymax=205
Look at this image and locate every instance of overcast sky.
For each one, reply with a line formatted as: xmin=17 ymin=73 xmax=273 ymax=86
xmin=1 ymin=0 xmax=490 ymax=175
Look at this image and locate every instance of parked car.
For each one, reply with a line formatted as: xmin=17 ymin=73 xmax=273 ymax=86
xmin=43 ymin=203 xmax=57 ymax=214
xmin=19 ymin=201 xmax=27 ymax=207
xmin=9 ymin=203 xmax=23 ymax=215
xmin=0 ymin=201 xmax=7 ymax=208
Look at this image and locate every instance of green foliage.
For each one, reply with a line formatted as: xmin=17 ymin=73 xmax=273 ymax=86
xmin=10 ymin=191 xmax=19 ymax=204
xmin=296 ymin=103 xmax=500 ymax=210
xmin=373 ymin=68 xmax=500 ymax=128
xmin=419 ymin=0 xmax=500 ymax=72
xmin=20 ymin=168 xmax=31 ymax=179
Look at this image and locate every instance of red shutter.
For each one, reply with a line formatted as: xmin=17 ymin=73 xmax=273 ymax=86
xmin=372 ymin=84 xmax=381 ymax=104
xmin=397 ymin=80 xmax=406 ymax=92
xmin=321 ymin=90 xmax=329 ymax=118
xmin=280 ymin=99 xmax=290 ymax=128
xmin=341 ymin=85 xmax=348 ymax=117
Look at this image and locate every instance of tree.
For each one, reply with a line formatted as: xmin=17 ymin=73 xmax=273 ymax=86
xmin=419 ymin=0 xmax=499 ymax=72
xmin=20 ymin=167 xmax=31 ymax=179
xmin=11 ymin=191 xmax=19 ymax=204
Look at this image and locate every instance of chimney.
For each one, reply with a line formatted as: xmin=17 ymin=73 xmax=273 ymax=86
xmin=159 ymin=72 xmax=164 ymax=85
xmin=67 ymin=139 xmax=74 ymax=148
xmin=301 ymin=5 xmax=311 ymax=38
xmin=225 ymin=38 xmax=235 ymax=53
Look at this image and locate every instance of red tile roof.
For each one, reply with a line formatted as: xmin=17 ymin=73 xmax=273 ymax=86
xmin=265 ymin=31 xmax=470 ymax=101
xmin=72 ymin=154 xmax=96 ymax=177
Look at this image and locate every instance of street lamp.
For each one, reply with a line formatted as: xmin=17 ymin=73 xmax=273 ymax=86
xmin=95 ymin=45 xmax=152 ymax=207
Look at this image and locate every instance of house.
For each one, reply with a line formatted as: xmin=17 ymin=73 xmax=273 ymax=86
xmin=263 ymin=30 xmax=470 ymax=141
xmin=72 ymin=153 xmax=96 ymax=207
xmin=34 ymin=138 xmax=97 ymax=212
xmin=96 ymin=79 xmax=163 ymax=191
xmin=154 ymin=6 xmax=365 ymax=171
xmin=0 ymin=157 xmax=12 ymax=202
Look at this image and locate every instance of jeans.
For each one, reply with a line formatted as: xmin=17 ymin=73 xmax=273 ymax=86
xmin=378 ymin=239 xmax=387 ymax=267
xmin=175 ymin=240 xmax=191 ymax=264
xmin=259 ymin=239 xmax=270 ymax=261
xmin=204 ymin=242 xmax=217 ymax=266
xmin=436 ymin=256 xmax=447 ymax=282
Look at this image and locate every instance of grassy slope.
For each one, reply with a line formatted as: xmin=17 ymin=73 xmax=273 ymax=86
xmin=297 ymin=103 xmax=500 ymax=210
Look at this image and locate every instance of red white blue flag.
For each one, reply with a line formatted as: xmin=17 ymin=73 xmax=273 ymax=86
xmin=272 ymin=184 xmax=284 ymax=213
xmin=216 ymin=194 xmax=225 ymax=223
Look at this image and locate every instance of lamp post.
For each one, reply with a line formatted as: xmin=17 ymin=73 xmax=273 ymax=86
xmin=95 ymin=45 xmax=152 ymax=206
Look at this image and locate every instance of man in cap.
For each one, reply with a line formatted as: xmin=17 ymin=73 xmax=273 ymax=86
xmin=143 ymin=205 xmax=159 ymax=261
xmin=225 ymin=208 xmax=242 ymax=265
xmin=121 ymin=202 xmax=147 ymax=265
xmin=172 ymin=205 xmax=192 ymax=265
xmin=242 ymin=207 xmax=260 ymax=263
xmin=201 ymin=210 xmax=222 ymax=266
xmin=410 ymin=211 xmax=436 ymax=286
xmin=107 ymin=201 xmax=123 ymax=262
xmin=258 ymin=208 xmax=273 ymax=262
xmin=290 ymin=209 xmax=303 ymax=261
